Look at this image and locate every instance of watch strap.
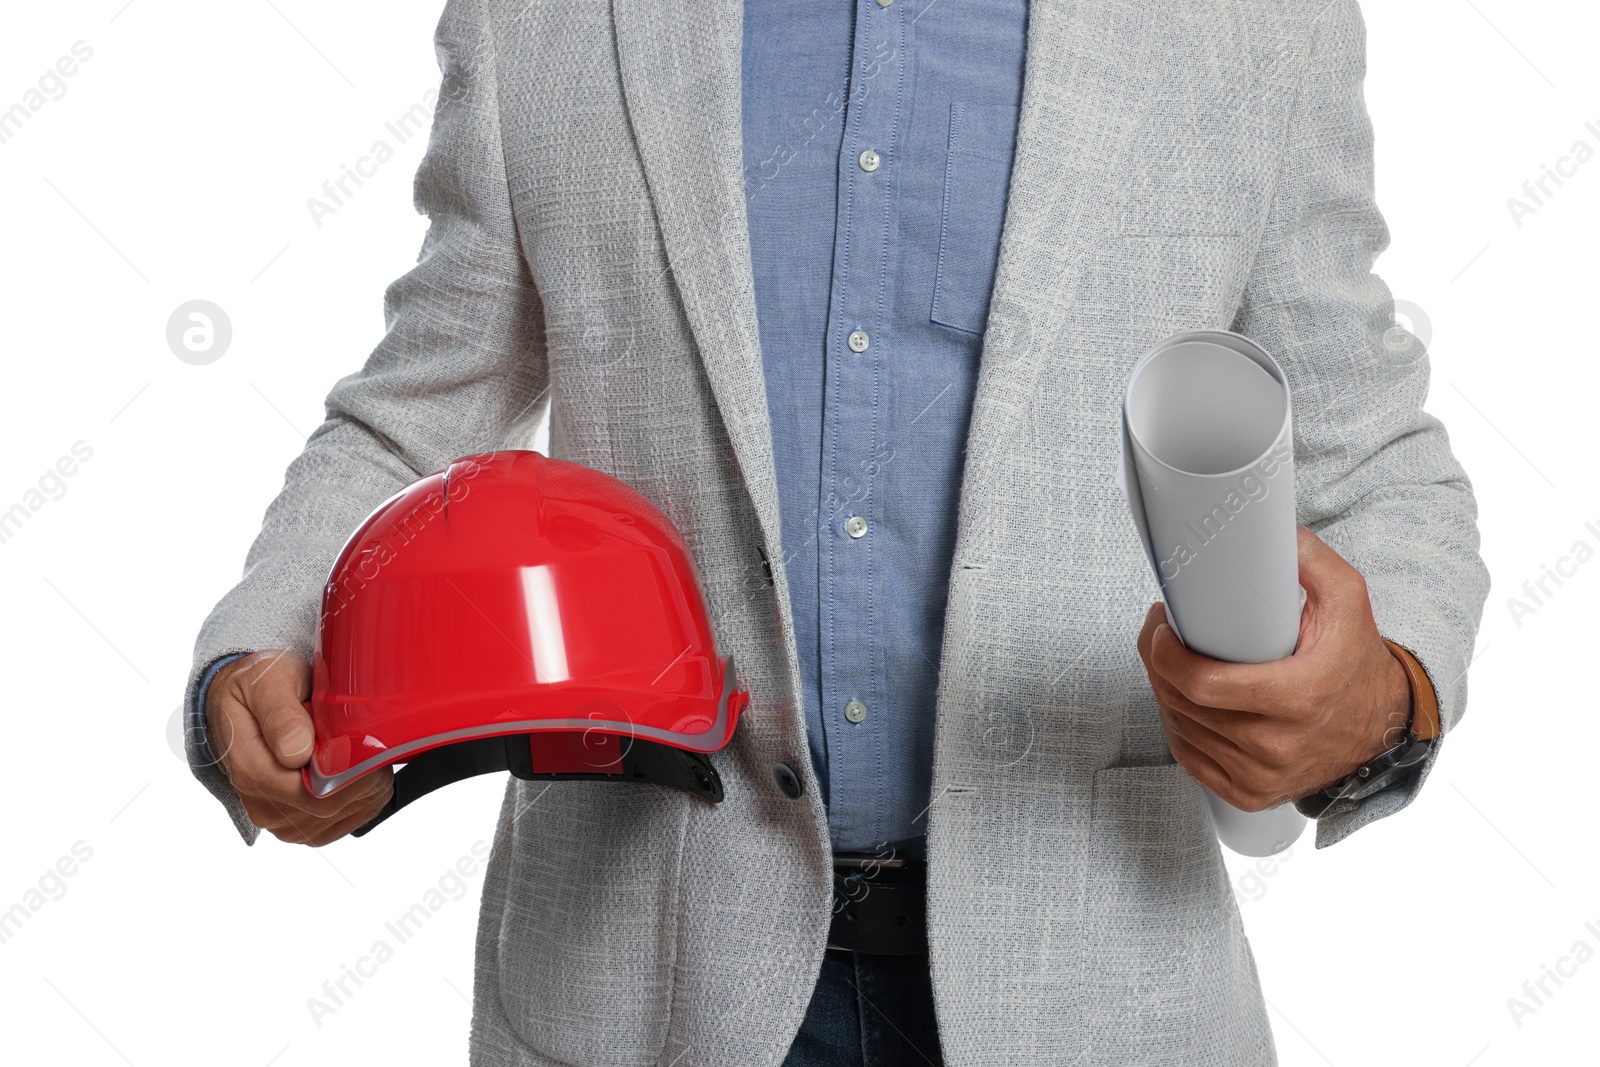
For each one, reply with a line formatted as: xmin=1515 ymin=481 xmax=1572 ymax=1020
xmin=1382 ymin=639 xmax=1440 ymax=742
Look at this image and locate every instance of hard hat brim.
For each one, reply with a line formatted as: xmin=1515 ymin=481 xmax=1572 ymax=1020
xmin=302 ymin=655 xmax=746 ymax=799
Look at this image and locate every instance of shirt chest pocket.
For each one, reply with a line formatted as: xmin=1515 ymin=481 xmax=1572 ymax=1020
xmin=931 ymin=101 xmax=1022 ymax=336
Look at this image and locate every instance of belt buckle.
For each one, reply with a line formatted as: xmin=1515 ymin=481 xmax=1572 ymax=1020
xmin=832 ymin=851 xmax=908 ymax=871
xmin=827 ymin=851 xmax=924 ymax=955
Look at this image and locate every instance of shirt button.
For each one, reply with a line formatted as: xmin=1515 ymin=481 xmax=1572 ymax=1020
xmin=858 ymin=149 xmax=881 ymax=173
xmin=845 ymin=515 xmax=868 ymax=539
xmin=844 ymin=700 xmax=868 ymax=724
xmin=875 ymin=0 xmax=894 ymax=7
xmin=772 ymin=762 xmax=804 ymax=799
xmin=847 ymin=330 xmax=870 ymax=353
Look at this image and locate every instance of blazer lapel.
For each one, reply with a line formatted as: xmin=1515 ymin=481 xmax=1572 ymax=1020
xmin=611 ymin=0 xmax=786 ymax=572
xmin=963 ymin=0 xmax=1152 ymax=496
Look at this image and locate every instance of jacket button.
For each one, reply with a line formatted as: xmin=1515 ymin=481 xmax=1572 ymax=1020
xmin=772 ymin=762 xmax=804 ymax=800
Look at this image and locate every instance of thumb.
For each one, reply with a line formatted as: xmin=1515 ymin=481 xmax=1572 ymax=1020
xmin=1295 ymin=524 xmax=1361 ymax=610
xmin=241 ymin=652 xmax=317 ymax=769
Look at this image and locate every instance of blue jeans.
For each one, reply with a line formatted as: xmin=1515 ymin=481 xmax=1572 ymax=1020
xmin=783 ymin=949 xmax=944 ymax=1066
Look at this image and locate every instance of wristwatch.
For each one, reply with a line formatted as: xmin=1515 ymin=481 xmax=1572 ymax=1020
xmin=1296 ymin=640 xmax=1441 ymax=818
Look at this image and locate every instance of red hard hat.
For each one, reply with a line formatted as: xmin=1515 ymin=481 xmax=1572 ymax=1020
xmin=300 ymin=450 xmax=749 ymax=834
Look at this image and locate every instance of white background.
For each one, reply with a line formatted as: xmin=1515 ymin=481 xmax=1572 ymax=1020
xmin=0 ymin=2 xmax=1594 ymax=1064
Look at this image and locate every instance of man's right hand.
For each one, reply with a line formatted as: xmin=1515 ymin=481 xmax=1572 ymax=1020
xmin=204 ymin=650 xmax=394 ymax=846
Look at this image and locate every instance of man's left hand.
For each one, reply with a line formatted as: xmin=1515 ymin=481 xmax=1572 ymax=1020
xmin=1136 ymin=525 xmax=1411 ymax=812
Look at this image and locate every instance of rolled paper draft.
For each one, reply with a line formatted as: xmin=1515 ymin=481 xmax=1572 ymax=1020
xmin=1116 ymin=330 xmax=1308 ymax=858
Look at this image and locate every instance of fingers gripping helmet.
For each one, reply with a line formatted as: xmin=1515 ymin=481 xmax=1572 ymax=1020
xmin=301 ymin=450 xmax=749 ymax=834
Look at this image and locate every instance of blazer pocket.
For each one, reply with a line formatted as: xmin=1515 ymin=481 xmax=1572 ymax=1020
xmin=931 ymin=101 xmax=1021 ymax=336
xmin=1079 ymin=763 xmax=1273 ymax=1065
xmin=493 ymin=782 xmax=687 ymax=1064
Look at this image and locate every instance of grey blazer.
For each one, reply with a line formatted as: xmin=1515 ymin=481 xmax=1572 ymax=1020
xmin=185 ymin=0 xmax=1489 ymax=1063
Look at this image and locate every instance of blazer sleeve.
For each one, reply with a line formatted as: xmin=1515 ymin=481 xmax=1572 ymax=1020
xmin=184 ymin=0 xmax=548 ymax=843
xmin=1230 ymin=0 xmax=1490 ymax=848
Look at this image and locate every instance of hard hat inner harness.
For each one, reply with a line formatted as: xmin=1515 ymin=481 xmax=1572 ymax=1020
xmin=353 ymin=729 xmax=725 ymax=837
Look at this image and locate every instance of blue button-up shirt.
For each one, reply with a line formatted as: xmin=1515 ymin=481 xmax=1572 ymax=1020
xmin=742 ymin=0 xmax=1029 ymax=851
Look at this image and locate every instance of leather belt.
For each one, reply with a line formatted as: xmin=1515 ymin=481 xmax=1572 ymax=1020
xmin=827 ymin=853 xmax=928 ymax=956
